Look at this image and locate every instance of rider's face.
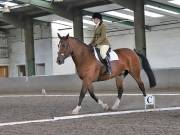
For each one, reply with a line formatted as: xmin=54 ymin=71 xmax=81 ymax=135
xmin=93 ymin=18 xmax=100 ymax=25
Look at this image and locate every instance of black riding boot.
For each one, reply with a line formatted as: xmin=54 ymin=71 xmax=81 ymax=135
xmin=103 ymin=57 xmax=112 ymax=75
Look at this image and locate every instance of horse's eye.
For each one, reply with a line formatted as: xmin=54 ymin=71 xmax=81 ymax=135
xmin=58 ymin=42 xmax=62 ymax=48
xmin=62 ymin=44 xmax=66 ymax=48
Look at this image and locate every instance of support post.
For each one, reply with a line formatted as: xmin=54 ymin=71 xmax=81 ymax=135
xmin=73 ymin=10 xmax=84 ymax=42
xmin=134 ymin=0 xmax=146 ymax=56
xmin=24 ymin=17 xmax=35 ymax=76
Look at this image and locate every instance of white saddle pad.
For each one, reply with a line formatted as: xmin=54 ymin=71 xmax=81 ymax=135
xmin=93 ymin=47 xmax=119 ymax=62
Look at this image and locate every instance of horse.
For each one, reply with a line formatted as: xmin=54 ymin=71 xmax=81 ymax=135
xmin=56 ymin=33 xmax=156 ymax=114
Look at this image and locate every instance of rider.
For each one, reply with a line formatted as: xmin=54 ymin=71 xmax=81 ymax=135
xmin=89 ymin=12 xmax=112 ymax=75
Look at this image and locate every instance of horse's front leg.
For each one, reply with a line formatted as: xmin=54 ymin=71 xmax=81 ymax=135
xmin=72 ymin=78 xmax=109 ymax=114
xmin=72 ymin=79 xmax=88 ymax=114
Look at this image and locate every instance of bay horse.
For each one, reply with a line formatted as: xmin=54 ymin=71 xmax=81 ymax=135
xmin=56 ymin=33 xmax=156 ymax=114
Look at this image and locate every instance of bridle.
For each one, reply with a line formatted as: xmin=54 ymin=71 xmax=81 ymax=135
xmin=57 ymin=39 xmax=72 ymax=64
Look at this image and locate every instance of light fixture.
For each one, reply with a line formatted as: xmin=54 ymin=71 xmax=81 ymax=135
xmin=84 ymin=15 xmax=112 ymax=23
xmin=83 ymin=19 xmax=95 ymax=25
xmin=46 ymin=0 xmax=63 ymax=2
xmin=123 ymin=8 xmax=164 ymax=18
xmin=103 ymin=19 xmax=112 ymax=23
xmin=1 ymin=2 xmax=18 ymax=7
xmin=169 ymin=0 xmax=180 ymax=5
xmin=144 ymin=11 xmax=164 ymax=17
xmin=145 ymin=5 xmax=179 ymax=15
xmin=104 ymin=11 xmax=134 ymax=21
xmin=0 ymin=1 xmax=19 ymax=13
xmin=2 ymin=4 xmax=10 ymax=13
xmin=123 ymin=9 xmax=133 ymax=12
xmin=54 ymin=0 xmax=63 ymax=2
xmin=83 ymin=26 xmax=88 ymax=29
xmin=84 ymin=15 xmax=92 ymax=18
xmin=52 ymin=20 xmax=73 ymax=27
xmin=53 ymin=20 xmax=94 ymax=27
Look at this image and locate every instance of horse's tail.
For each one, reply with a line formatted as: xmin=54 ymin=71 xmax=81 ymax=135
xmin=134 ymin=49 xmax=156 ymax=88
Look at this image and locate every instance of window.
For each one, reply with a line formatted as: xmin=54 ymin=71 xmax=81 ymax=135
xmin=0 ymin=34 xmax=8 ymax=58
xmin=18 ymin=65 xmax=26 ymax=76
xmin=0 ymin=66 xmax=8 ymax=77
xmin=36 ymin=63 xmax=45 ymax=75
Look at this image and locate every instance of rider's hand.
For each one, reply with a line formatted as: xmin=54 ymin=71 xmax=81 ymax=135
xmin=89 ymin=42 xmax=96 ymax=47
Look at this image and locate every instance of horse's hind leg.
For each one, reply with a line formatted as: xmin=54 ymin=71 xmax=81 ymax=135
xmin=112 ymin=75 xmax=124 ymax=110
xmin=129 ymin=71 xmax=147 ymax=97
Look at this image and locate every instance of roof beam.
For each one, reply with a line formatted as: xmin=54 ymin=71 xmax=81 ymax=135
xmin=0 ymin=13 xmax=24 ymax=28
xmin=145 ymin=0 xmax=180 ymax=13
xmin=83 ymin=11 xmax=132 ymax=26
xmin=69 ymin=0 xmax=112 ymax=9
xmin=83 ymin=10 xmax=151 ymax=30
xmin=0 ymin=28 xmax=8 ymax=33
xmin=30 ymin=12 xmax=51 ymax=18
xmin=109 ymin=0 xmax=135 ymax=10
xmin=15 ymin=0 xmax=74 ymax=20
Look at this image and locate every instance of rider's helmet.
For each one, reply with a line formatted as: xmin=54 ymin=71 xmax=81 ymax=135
xmin=92 ymin=12 xmax=102 ymax=21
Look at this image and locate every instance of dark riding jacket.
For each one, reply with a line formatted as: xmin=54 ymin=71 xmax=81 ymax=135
xmin=90 ymin=23 xmax=110 ymax=46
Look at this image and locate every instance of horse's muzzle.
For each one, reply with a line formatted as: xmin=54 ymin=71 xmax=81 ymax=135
xmin=56 ymin=56 xmax=64 ymax=65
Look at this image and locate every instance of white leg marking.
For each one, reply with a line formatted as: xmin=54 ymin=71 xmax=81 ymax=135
xmin=98 ymin=99 xmax=109 ymax=110
xmin=72 ymin=106 xmax=81 ymax=115
xmin=112 ymin=98 xmax=120 ymax=111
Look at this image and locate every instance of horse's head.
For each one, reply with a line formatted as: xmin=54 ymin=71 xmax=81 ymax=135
xmin=56 ymin=33 xmax=72 ymax=65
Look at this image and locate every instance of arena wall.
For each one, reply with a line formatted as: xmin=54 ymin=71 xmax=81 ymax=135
xmin=0 ymin=68 xmax=179 ymax=94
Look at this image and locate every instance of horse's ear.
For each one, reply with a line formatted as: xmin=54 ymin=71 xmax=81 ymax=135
xmin=65 ymin=33 xmax=69 ymax=39
xmin=57 ymin=33 xmax=62 ymax=39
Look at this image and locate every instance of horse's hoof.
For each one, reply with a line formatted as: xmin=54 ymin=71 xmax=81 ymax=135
xmin=111 ymin=105 xmax=118 ymax=111
xmin=111 ymin=98 xmax=120 ymax=111
xmin=103 ymin=104 xmax=109 ymax=111
xmin=72 ymin=106 xmax=81 ymax=115
xmin=72 ymin=110 xmax=79 ymax=115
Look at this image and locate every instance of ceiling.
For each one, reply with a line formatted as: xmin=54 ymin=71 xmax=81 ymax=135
xmin=0 ymin=0 xmax=180 ymax=32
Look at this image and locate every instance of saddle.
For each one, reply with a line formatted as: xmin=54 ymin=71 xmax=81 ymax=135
xmin=93 ymin=47 xmax=119 ymax=63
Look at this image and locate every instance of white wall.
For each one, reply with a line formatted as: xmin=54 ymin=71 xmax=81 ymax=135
xmin=34 ymin=39 xmax=52 ymax=75
xmin=0 ymin=32 xmax=8 ymax=66
xmin=34 ymin=22 xmax=53 ymax=75
xmin=85 ymin=23 xmax=180 ymax=69
xmin=51 ymin=22 xmax=76 ymax=75
xmin=4 ymin=21 xmax=180 ymax=77
xmin=6 ymin=22 xmax=76 ymax=77
xmin=146 ymin=24 xmax=180 ymax=69
xmin=7 ymin=24 xmax=53 ymax=77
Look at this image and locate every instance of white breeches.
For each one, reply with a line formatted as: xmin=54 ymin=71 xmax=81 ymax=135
xmin=96 ymin=45 xmax=110 ymax=59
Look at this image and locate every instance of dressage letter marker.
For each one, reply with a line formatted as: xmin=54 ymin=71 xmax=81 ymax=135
xmin=144 ymin=95 xmax=155 ymax=110
xmin=41 ymin=88 xmax=46 ymax=95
